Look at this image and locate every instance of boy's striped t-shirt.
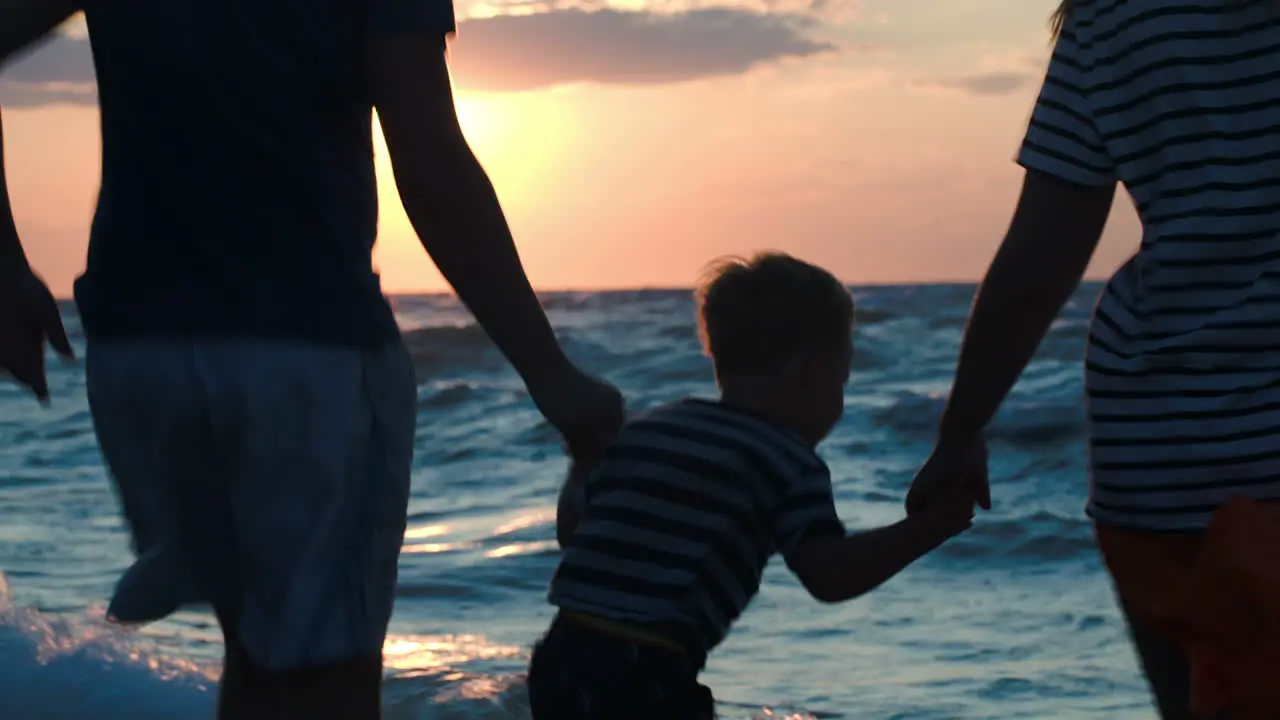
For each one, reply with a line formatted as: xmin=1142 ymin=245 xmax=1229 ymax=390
xmin=547 ymin=398 xmax=845 ymax=654
xmin=1020 ymin=0 xmax=1280 ymax=530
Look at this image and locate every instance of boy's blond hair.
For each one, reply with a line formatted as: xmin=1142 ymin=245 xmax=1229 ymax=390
xmin=695 ymin=252 xmax=853 ymax=380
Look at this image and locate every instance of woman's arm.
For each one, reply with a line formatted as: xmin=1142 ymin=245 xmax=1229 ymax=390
xmin=937 ymin=169 xmax=1115 ymax=442
xmin=906 ymin=9 xmax=1115 ymax=516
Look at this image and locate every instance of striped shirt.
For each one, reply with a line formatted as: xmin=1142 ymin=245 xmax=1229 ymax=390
xmin=547 ymin=398 xmax=845 ymax=654
xmin=1020 ymin=1 xmax=1280 ymax=531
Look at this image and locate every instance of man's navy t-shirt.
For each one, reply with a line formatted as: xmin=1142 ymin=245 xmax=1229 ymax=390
xmin=74 ymin=0 xmax=454 ymax=347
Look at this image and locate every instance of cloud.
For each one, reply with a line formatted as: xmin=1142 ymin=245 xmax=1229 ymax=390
xmin=912 ymin=70 xmax=1035 ymax=97
xmin=0 ymin=7 xmax=836 ymax=106
xmin=0 ymin=35 xmax=96 ymax=107
xmin=451 ymin=7 xmax=834 ymax=91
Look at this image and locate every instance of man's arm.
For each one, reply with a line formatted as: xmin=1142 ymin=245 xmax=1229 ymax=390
xmin=0 ymin=105 xmax=75 ymax=403
xmin=0 ymin=0 xmax=79 ymax=66
xmin=937 ymin=171 xmax=1114 ymax=441
xmin=0 ymin=0 xmax=82 ymax=267
xmin=0 ymin=107 xmax=26 ymax=269
xmin=366 ymin=37 xmax=570 ymax=391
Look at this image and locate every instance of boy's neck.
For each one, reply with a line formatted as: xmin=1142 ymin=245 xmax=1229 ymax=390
xmin=717 ymin=380 xmax=813 ymax=446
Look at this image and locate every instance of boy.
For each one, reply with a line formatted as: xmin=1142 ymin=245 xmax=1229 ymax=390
xmin=527 ymin=252 xmax=975 ymax=719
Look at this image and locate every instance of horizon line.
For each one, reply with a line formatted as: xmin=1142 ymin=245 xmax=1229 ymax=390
xmin=50 ymin=277 xmax=1110 ymax=302
xmin=387 ymin=276 xmax=1109 ymax=296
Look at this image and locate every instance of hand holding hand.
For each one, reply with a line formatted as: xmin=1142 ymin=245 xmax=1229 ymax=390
xmin=527 ymin=361 xmax=625 ymax=465
xmin=918 ymin=478 xmax=977 ymax=540
xmin=906 ymin=433 xmax=990 ymax=517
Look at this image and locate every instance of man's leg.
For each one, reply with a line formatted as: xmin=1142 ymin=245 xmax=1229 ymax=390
xmin=88 ymin=338 xmax=417 ymax=719
xmin=217 ymin=615 xmax=383 ymax=720
xmin=206 ymin=338 xmax=417 ymax=719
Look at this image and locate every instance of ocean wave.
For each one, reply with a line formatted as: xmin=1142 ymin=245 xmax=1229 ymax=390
xmin=420 ymin=381 xmax=493 ymax=410
xmin=0 ymin=568 xmax=829 ymax=720
xmin=0 ymin=574 xmax=216 ymax=719
xmin=0 ymin=571 xmax=537 ymax=720
xmin=539 ymin=289 xmax=688 ymax=313
xmin=872 ymin=391 xmax=1085 ymax=445
xmin=854 ymin=308 xmax=897 ymax=326
xmin=851 ymin=346 xmax=891 ymax=372
xmin=404 ymin=324 xmax=505 ymax=380
xmin=939 ymin=513 xmax=1096 ymax=563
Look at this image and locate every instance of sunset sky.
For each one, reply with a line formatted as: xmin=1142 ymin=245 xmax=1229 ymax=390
xmin=0 ymin=0 xmax=1139 ymax=297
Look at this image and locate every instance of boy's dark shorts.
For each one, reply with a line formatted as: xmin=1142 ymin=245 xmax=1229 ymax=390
xmin=526 ymin=613 xmax=715 ymax=720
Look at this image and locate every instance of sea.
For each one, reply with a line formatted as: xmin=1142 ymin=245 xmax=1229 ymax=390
xmin=0 ymin=282 xmax=1160 ymax=719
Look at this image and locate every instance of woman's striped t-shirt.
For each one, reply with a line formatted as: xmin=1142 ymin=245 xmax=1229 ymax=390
xmin=547 ymin=398 xmax=845 ymax=656
xmin=1020 ymin=0 xmax=1280 ymax=531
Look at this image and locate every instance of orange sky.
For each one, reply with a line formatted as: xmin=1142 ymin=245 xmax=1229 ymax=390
xmin=0 ymin=0 xmax=1139 ymax=297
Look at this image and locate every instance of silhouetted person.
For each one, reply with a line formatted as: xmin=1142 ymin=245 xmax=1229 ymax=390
xmin=907 ymin=1 xmax=1280 ymax=718
xmin=0 ymin=2 xmax=625 ymax=718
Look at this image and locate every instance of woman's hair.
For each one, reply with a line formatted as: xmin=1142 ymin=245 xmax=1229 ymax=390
xmin=1054 ymin=0 xmax=1272 ymax=38
xmin=1050 ymin=0 xmax=1074 ymax=39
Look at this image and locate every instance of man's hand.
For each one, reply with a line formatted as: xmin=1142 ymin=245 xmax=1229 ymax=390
xmin=0 ymin=264 xmax=74 ymax=402
xmin=368 ymin=36 xmax=625 ymax=451
xmin=906 ymin=434 xmax=989 ymax=517
xmin=528 ymin=363 xmax=625 ymax=465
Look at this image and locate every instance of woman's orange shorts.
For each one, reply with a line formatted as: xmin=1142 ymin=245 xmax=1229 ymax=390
xmin=1096 ymin=497 xmax=1280 ymax=720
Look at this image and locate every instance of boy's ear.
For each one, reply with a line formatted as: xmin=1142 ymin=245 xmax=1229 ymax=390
xmin=781 ymin=348 xmax=817 ymax=384
xmin=791 ymin=347 xmax=832 ymax=386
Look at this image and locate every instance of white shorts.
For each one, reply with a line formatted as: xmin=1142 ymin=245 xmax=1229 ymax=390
xmin=85 ymin=338 xmax=417 ymax=672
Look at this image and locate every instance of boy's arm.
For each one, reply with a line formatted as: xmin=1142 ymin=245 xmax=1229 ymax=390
xmin=786 ymin=513 xmax=967 ymax=603
xmin=776 ymin=467 xmax=971 ymax=604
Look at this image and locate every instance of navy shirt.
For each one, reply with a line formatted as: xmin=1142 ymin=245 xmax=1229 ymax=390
xmin=74 ymin=0 xmax=455 ymax=347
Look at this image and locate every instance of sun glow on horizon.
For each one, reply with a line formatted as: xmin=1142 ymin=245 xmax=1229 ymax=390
xmin=371 ymin=90 xmax=580 ymax=292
